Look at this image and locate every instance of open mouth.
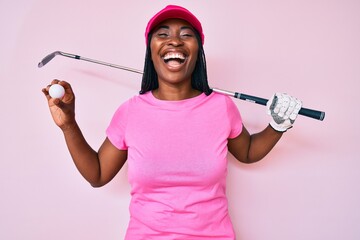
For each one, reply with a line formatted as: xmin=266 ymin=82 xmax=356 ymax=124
xmin=162 ymin=52 xmax=186 ymax=65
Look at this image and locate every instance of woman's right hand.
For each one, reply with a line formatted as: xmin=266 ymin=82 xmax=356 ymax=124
xmin=42 ymin=80 xmax=76 ymax=131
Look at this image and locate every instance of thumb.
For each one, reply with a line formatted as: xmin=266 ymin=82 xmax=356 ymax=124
xmin=53 ymin=98 xmax=70 ymax=113
xmin=53 ymin=98 xmax=63 ymax=107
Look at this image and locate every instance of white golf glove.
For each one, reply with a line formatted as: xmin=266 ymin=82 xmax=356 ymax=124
xmin=266 ymin=93 xmax=302 ymax=132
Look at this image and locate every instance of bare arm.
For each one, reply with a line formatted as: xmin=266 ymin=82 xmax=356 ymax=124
xmin=43 ymin=80 xmax=127 ymax=187
xmin=62 ymin=123 xmax=127 ymax=187
xmin=228 ymin=92 xmax=303 ymax=163
xmin=228 ymin=125 xmax=283 ymax=164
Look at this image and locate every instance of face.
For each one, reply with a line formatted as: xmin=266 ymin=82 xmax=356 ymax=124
xmin=150 ymin=18 xmax=199 ymax=87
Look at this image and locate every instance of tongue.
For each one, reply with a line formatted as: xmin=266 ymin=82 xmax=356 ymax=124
xmin=167 ymin=60 xmax=181 ymax=68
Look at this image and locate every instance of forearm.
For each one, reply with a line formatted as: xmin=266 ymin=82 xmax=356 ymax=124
xmin=246 ymin=125 xmax=283 ymax=163
xmin=62 ymin=122 xmax=101 ymax=185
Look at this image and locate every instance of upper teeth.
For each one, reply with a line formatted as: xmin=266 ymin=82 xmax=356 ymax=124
xmin=163 ymin=53 xmax=185 ymax=60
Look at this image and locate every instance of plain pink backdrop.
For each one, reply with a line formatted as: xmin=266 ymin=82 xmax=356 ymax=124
xmin=1 ymin=0 xmax=359 ymax=239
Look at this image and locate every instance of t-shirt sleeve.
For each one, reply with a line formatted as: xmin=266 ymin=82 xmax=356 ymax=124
xmin=225 ymin=96 xmax=243 ymax=139
xmin=106 ymin=101 xmax=129 ymax=150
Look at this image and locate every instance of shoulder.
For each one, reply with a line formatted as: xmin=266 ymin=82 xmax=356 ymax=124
xmin=207 ymin=91 xmax=237 ymax=108
xmin=111 ymin=93 xmax=142 ymax=117
xmin=115 ymin=92 xmax=151 ymax=109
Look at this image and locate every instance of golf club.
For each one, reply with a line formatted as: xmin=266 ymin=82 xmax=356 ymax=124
xmin=38 ymin=51 xmax=325 ymax=121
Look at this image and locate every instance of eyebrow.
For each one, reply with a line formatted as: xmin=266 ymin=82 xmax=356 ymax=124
xmin=156 ymin=25 xmax=194 ymax=31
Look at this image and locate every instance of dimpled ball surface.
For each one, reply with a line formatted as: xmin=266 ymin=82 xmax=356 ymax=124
xmin=49 ymin=84 xmax=65 ymax=99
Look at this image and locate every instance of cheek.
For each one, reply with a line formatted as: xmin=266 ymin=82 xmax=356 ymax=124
xmin=150 ymin=42 xmax=163 ymax=64
xmin=150 ymin=51 xmax=156 ymax=62
xmin=149 ymin=39 xmax=157 ymax=61
xmin=189 ymin=48 xmax=199 ymax=69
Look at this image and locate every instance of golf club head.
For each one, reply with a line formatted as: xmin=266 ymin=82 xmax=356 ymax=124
xmin=38 ymin=51 xmax=62 ymax=68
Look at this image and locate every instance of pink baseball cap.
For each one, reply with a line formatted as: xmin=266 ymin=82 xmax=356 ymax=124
xmin=145 ymin=5 xmax=204 ymax=45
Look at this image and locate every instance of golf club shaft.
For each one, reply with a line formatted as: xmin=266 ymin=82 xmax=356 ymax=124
xmin=38 ymin=51 xmax=325 ymax=121
xmin=38 ymin=51 xmax=143 ymax=74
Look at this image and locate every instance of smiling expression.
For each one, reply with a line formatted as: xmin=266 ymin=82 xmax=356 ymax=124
xmin=150 ymin=19 xmax=199 ymax=88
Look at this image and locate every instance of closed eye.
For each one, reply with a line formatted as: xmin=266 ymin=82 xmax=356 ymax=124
xmin=181 ymin=34 xmax=193 ymax=37
xmin=157 ymin=33 xmax=169 ymax=37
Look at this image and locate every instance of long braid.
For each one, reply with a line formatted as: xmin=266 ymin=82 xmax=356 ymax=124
xmin=191 ymin=34 xmax=212 ymax=96
xmin=140 ymin=34 xmax=158 ymax=94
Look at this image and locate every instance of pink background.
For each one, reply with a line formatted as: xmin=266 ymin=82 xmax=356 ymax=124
xmin=1 ymin=0 xmax=359 ymax=239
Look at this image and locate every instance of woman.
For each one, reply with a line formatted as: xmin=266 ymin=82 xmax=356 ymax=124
xmin=42 ymin=5 xmax=301 ymax=239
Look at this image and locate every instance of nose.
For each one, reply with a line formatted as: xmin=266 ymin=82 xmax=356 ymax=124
xmin=167 ymin=35 xmax=183 ymax=46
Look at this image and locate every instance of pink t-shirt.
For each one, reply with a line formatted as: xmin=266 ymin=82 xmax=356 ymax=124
xmin=106 ymin=91 xmax=242 ymax=239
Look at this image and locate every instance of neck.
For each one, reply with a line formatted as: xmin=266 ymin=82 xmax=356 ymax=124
xmin=152 ymin=83 xmax=201 ymax=101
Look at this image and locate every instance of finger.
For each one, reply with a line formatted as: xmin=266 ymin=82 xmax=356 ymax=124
xmin=279 ymin=95 xmax=290 ymax=118
xmin=266 ymin=94 xmax=276 ymax=115
xmin=290 ymin=99 xmax=302 ymax=120
xmin=43 ymin=82 xmax=57 ymax=100
xmin=285 ymin=98 xmax=296 ymax=119
xmin=58 ymin=80 xmax=75 ymax=97
xmin=42 ymin=87 xmax=52 ymax=101
xmin=272 ymin=93 xmax=280 ymax=114
xmin=274 ymin=93 xmax=284 ymax=114
xmin=284 ymin=95 xmax=299 ymax=119
xmin=52 ymin=98 xmax=70 ymax=113
xmin=51 ymin=79 xmax=61 ymax=85
xmin=53 ymin=98 xmax=62 ymax=107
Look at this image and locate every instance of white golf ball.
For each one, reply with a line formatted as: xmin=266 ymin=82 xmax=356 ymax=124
xmin=49 ymin=84 xmax=65 ymax=99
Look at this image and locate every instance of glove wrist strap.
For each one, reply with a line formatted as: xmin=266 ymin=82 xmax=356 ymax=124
xmin=269 ymin=121 xmax=291 ymax=132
